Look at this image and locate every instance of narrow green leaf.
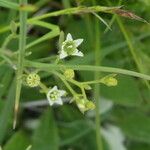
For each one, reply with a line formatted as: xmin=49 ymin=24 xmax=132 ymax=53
xmin=0 ymin=69 xmax=13 ymax=99
xmin=32 ymin=109 xmax=59 ymax=150
xmin=3 ymin=131 xmax=30 ymax=150
xmin=59 ymin=120 xmax=93 ymax=146
xmin=0 ymin=0 xmax=19 ymax=10
xmin=113 ymin=109 xmax=150 ymax=143
xmin=0 ymin=80 xmax=15 ymax=144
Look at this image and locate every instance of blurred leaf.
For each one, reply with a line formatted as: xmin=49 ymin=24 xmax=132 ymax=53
xmin=58 ymin=105 xmax=84 ymax=122
xmin=112 ymin=108 xmax=150 ymax=143
xmin=58 ymin=106 xmax=97 ymax=149
xmin=101 ymin=76 xmax=142 ymax=106
xmin=0 ymin=101 xmax=4 ymax=113
xmin=3 ymin=131 xmax=30 ymax=150
xmin=31 ymin=109 xmax=59 ymax=150
xmin=59 ymin=120 xmax=93 ymax=146
xmin=0 ymin=68 xmax=13 ymax=99
xmin=0 ymin=0 xmax=19 ymax=10
xmin=128 ymin=142 xmax=150 ymax=150
xmin=0 ymin=80 xmax=15 ymax=144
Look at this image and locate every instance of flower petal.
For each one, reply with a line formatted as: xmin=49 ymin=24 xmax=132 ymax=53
xmin=72 ymin=49 xmax=84 ymax=57
xmin=52 ymin=86 xmax=57 ymax=91
xmin=59 ymin=90 xmax=66 ymax=96
xmin=47 ymin=93 xmax=54 ymax=106
xmin=47 ymin=86 xmax=58 ymax=106
xmin=66 ymin=33 xmax=73 ymax=41
xmin=74 ymin=39 xmax=83 ymax=47
xmin=56 ymin=98 xmax=63 ymax=105
xmin=48 ymin=86 xmax=57 ymax=94
xmin=59 ymin=50 xmax=68 ymax=59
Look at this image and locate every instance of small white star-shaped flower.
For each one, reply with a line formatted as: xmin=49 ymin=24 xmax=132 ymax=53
xmin=47 ymin=86 xmax=66 ymax=106
xmin=59 ymin=33 xmax=84 ymax=59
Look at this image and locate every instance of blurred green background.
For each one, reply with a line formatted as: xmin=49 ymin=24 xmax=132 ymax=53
xmin=0 ymin=0 xmax=150 ymax=150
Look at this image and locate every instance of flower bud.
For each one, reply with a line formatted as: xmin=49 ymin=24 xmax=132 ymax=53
xmin=85 ymin=101 xmax=95 ymax=110
xmin=26 ymin=73 xmax=40 ymax=87
xmin=83 ymin=84 xmax=92 ymax=90
xmin=76 ymin=98 xmax=95 ymax=113
xmin=104 ymin=77 xmax=118 ymax=86
xmin=10 ymin=21 xmax=17 ymax=35
xmin=64 ymin=69 xmax=75 ymax=79
xmin=101 ymin=74 xmax=118 ymax=87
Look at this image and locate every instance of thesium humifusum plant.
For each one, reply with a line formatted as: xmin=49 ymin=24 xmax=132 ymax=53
xmin=0 ymin=0 xmax=149 ymax=150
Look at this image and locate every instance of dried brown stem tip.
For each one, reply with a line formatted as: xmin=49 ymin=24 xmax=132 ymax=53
xmin=114 ymin=9 xmax=149 ymax=24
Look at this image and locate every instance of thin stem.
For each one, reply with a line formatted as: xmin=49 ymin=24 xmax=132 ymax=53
xmin=1 ymin=34 xmax=16 ymax=50
xmin=39 ymin=82 xmax=49 ymax=93
xmin=0 ymin=54 xmax=16 ymax=69
xmin=52 ymin=71 xmax=77 ymax=96
xmin=104 ymin=0 xmax=122 ymax=33
xmin=93 ymin=0 xmax=103 ymax=149
xmin=0 ymin=0 xmax=19 ymax=10
xmin=106 ymin=0 xmax=150 ymax=89
xmin=25 ymin=61 xmax=150 ymax=81
xmin=82 ymin=79 xmax=103 ymax=85
xmin=81 ymin=87 xmax=87 ymax=99
xmin=66 ymin=78 xmax=81 ymax=87
xmin=13 ymin=0 xmax=27 ymax=129
xmin=25 ymin=6 xmax=120 ymax=21
xmin=0 ymin=5 xmax=120 ymax=34
xmin=116 ymin=17 xmax=150 ymax=89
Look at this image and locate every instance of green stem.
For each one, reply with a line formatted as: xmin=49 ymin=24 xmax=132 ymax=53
xmin=52 ymin=71 xmax=77 ymax=96
xmin=81 ymin=87 xmax=87 ymax=99
xmin=0 ymin=0 xmax=19 ymax=10
xmin=25 ymin=6 xmax=120 ymax=21
xmin=93 ymin=0 xmax=103 ymax=149
xmin=82 ymin=79 xmax=103 ymax=85
xmin=25 ymin=61 xmax=150 ymax=81
xmin=1 ymin=34 xmax=17 ymax=50
xmin=116 ymin=17 xmax=150 ymax=89
xmin=39 ymin=82 xmax=49 ymax=93
xmin=14 ymin=0 xmax=27 ymax=129
xmin=0 ymin=54 xmax=16 ymax=69
xmin=0 ymin=5 xmax=120 ymax=34
xmin=65 ymin=78 xmax=81 ymax=87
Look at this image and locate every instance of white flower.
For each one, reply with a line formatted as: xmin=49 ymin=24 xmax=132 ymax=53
xmin=47 ymin=86 xmax=66 ymax=106
xmin=59 ymin=33 xmax=84 ymax=59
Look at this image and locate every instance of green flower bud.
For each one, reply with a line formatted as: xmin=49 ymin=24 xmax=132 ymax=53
xmin=76 ymin=98 xmax=86 ymax=114
xmin=104 ymin=77 xmax=118 ymax=86
xmin=26 ymin=73 xmax=40 ymax=88
xmin=101 ymin=74 xmax=118 ymax=87
xmin=64 ymin=69 xmax=75 ymax=79
xmin=10 ymin=21 xmax=17 ymax=35
xmin=83 ymin=84 xmax=92 ymax=90
xmin=76 ymin=98 xmax=95 ymax=113
xmin=85 ymin=101 xmax=95 ymax=110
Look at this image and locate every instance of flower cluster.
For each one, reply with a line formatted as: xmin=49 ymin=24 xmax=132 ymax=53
xmin=25 ymin=33 xmax=118 ymax=114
